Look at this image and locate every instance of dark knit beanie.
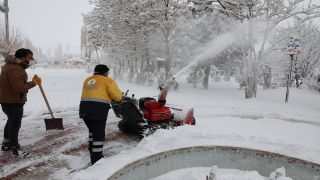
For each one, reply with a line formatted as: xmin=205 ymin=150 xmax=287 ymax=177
xmin=94 ymin=64 xmax=109 ymax=74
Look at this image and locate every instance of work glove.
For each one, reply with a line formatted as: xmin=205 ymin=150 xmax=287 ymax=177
xmin=32 ymin=75 xmax=42 ymax=85
xmin=119 ymin=99 xmax=125 ymax=104
xmin=114 ymin=99 xmax=124 ymax=104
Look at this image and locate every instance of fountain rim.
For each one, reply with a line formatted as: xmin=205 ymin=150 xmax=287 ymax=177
xmin=108 ymin=145 xmax=320 ymax=179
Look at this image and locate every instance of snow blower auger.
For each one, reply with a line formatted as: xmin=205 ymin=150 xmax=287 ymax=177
xmin=111 ymin=78 xmax=195 ymax=138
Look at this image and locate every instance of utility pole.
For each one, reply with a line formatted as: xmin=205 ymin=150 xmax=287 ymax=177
xmin=4 ymin=0 xmax=9 ymax=44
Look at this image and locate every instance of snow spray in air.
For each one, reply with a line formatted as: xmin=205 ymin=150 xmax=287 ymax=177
xmin=173 ymin=32 xmax=235 ymax=78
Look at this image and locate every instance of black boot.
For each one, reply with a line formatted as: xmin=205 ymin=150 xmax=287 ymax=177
xmin=1 ymin=141 xmax=11 ymax=151
xmin=11 ymin=146 xmax=31 ymax=158
xmin=91 ymin=154 xmax=104 ymax=165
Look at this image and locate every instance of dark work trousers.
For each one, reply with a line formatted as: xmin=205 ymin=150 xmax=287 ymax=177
xmin=83 ymin=118 xmax=107 ymax=165
xmin=1 ymin=104 xmax=24 ymax=148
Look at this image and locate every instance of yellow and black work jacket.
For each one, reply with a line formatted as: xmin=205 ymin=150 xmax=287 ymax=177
xmin=79 ymin=75 xmax=122 ymax=120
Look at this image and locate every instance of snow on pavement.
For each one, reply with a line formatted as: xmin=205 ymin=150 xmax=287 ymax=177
xmin=0 ymin=68 xmax=319 ymax=179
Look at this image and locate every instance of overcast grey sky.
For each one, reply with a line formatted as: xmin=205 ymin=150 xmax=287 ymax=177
xmin=0 ymin=0 xmax=93 ymax=55
xmin=0 ymin=0 xmax=319 ymax=57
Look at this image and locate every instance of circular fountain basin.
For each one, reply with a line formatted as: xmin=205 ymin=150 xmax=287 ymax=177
xmin=108 ymin=146 xmax=319 ymax=180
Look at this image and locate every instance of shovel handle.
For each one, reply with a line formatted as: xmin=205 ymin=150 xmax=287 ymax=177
xmin=34 ymin=74 xmax=55 ymax=119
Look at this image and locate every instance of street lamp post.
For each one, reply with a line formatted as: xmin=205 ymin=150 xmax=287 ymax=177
xmin=0 ymin=0 xmax=9 ymax=43
xmin=285 ymin=54 xmax=294 ymax=103
xmin=284 ymin=36 xmax=301 ymax=103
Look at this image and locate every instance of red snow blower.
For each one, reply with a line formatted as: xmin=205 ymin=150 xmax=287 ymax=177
xmin=111 ymin=78 xmax=195 ymax=137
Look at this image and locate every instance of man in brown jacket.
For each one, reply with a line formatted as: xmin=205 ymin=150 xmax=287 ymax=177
xmin=0 ymin=48 xmax=42 ymax=158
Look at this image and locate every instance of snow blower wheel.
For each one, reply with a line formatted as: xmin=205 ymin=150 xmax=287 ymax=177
xmin=118 ymin=120 xmax=130 ymax=133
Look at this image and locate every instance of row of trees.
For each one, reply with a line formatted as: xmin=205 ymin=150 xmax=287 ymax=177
xmin=83 ymin=0 xmax=320 ymax=97
xmin=1 ymin=1 xmax=319 ymax=95
xmin=82 ymin=0 xmax=197 ymax=83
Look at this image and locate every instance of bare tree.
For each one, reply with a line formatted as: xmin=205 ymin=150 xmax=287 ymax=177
xmin=53 ymin=43 xmax=63 ymax=64
xmin=47 ymin=48 xmax=51 ymax=59
xmin=0 ymin=20 xmax=26 ymax=58
xmin=25 ymin=38 xmax=46 ymax=61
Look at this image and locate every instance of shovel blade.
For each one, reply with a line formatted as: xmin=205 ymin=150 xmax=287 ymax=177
xmin=44 ymin=118 xmax=64 ymax=130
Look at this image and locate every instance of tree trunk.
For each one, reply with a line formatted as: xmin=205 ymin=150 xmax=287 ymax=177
xmin=144 ymin=37 xmax=150 ymax=72
xmin=295 ymin=73 xmax=300 ymax=88
xmin=245 ymin=20 xmax=255 ymax=99
xmin=165 ymin=28 xmax=171 ymax=80
xmin=245 ymin=76 xmax=255 ymax=99
xmin=263 ymin=69 xmax=272 ymax=90
xmin=118 ymin=60 xmax=123 ymax=80
xmin=128 ymin=60 xmax=134 ymax=83
xmin=202 ymin=65 xmax=210 ymax=89
xmin=137 ymin=60 xmax=145 ymax=85
xmin=193 ymin=65 xmax=199 ymax=88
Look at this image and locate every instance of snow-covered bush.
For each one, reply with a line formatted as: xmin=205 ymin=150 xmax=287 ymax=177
xmin=187 ymin=68 xmax=204 ymax=88
xmin=269 ymin=167 xmax=292 ymax=180
xmin=304 ymin=78 xmax=320 ymax=91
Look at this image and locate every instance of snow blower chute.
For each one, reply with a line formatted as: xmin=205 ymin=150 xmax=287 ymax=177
xmin=111 ymin=78 xmax=195 ymax=137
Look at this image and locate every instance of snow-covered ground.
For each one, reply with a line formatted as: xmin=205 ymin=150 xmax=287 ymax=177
xmin=0 ymin=68 xmax=319 ymax=180
xmin=150 ymin=167 xmax=268 ymax=180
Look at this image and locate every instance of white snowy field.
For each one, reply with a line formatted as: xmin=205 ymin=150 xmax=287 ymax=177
xmin=0 ymin=68 xmax=319 ymax=179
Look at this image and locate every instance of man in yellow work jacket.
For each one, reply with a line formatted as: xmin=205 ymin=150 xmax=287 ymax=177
xmin=79 ymin=64 xmax=123 ymax=165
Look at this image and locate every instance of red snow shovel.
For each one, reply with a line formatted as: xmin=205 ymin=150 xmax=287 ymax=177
xmin=34 ymin=75 xmax=64 ymax=130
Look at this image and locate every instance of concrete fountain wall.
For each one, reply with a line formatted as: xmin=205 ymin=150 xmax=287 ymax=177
xmin=107 ymin=146 xmax=319 ymax=180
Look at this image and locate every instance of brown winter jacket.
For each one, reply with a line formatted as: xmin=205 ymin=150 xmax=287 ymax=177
xmin=0 ymin=55 xmax=37 ymax=104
